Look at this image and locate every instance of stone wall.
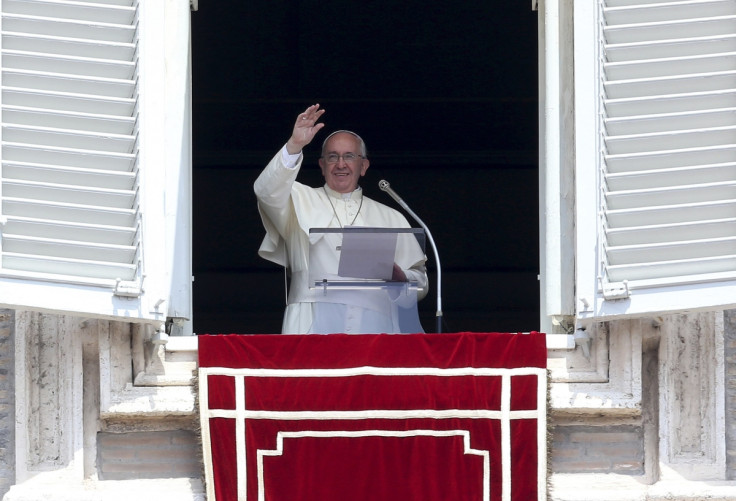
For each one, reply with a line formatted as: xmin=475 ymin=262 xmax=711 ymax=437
xmin=551 ymin=423 xmax=644 ymax=475
xmin=97 ymin=430 xmax=200 ymax=481
xmin=0 ymin=310 xmax=14 ymax=498
xmin=550 ymin=311 xmax=736 ymax=500
xmin=725 ymin=309 xmax=736 ymax=480
xmin=1 ymin=311 xmax=204 ymax=500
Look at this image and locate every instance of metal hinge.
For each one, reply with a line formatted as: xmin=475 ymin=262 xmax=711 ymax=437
xmin=114 ymin=278 xmax=143 ymax=298
xmin=598 ymin=277 xmax=630 ymax=301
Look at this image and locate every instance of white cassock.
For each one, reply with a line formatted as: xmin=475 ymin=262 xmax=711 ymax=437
xmin=254 ymin=147 xmax=428 ymax=334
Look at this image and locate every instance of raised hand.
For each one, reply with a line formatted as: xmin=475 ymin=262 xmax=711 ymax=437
xmin=285 ymin=104 xmax=326 ymax=154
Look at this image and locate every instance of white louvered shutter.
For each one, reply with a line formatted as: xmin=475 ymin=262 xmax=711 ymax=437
xmin=575 ymin=0 xmax=736 ymax=321
xmin=0 ymin=0 xmax=192 ymax=325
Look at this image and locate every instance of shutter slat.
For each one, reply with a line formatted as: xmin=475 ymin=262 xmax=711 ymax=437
xmin=606 ymin=181 xmax=736 ymax=209
xmin=605 ymin=125 xmax=736 ymax=154
xmin=3 ymin=142 xmax=135 ymax=169
xmin=3 ymin=87 xmax=135 ymax=113
xmin=5 ymin=216 xmax=135 ymax=245
xmin=74 ymin=0 xmax=134 ymax=6
xmin=605 ymin=52 xmax=736 ymax=81
xmin=3 ymin=197 xmax=136 ymax=226
xmin=605 ymin=144 xmax=736 ymax=171
xmin=2 ymin=49 xmax=136 ymax=79
xmin=605 ymin=90 xmax=736 ymax=116
xmin=3 ymin=124 xmax=135 ymax=152
xmin=3 ymin=0 xmax=136 ymax=25
xmin=607 ymin=255 xmax=736 ymax=282
xmin=607 ymin=236 xmax=736 ymax=264
xmin=606 ymin=35 xmax=736 ymax=61
xmin=3 ymin=105 xmax=136 ymax=134
xmin=3 ymin=234 xmax=136 ymax=263
xmin=604 ymin=1 xmax=736 ymax=25
xmin=603 ymin=16 xmax=736 ymax=44
xmin=606 ymin=108 xmax=736 ymax=135
xmin=606 ymin=199 xmax=736 ymax=228
xmin=2 ymin=32 xmax=135 ymax=60
xmin=3 ymin=161 xmax=136 ymax=187
xmin=3 ymin=179 xmax=135 ymax=208
xmin=3 ymin=14 xmax=135 ymax=43
xmin=607 ymin=218 xmax=736 ymax=246
xmin=4 ymin=71 xmax=135 ymax=98
xmin=606 ymin=162 xmax=736 ymax=190
xmin=607 ymin=0 xmax=694 ymax=6
xmin=604 ymin=71 xmax=736 ymax=99
xmin=2 ymin=253 xmax=136 ymax=280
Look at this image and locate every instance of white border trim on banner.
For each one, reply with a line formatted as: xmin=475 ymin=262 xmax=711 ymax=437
xmin=256 ymin=429 xmax=490 ymax=501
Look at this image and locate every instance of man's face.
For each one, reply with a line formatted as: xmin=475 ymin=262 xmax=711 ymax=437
xmin=319 ymin=133 xmax=370 ymax=193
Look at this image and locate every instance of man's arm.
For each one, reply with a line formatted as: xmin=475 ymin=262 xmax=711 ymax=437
xmin=403 ymin=265 xmax=429 ymax=300
xmin=254 ymin=104 xmax=327 ymax=229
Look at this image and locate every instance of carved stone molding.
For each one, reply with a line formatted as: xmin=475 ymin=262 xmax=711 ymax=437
xmin=550 ymin=319 xmax=652 ymax=416
xmin=14 ymin=311 xmax=83 ymax=482
xmin=659 ymin=311 xmax=726 ymax=480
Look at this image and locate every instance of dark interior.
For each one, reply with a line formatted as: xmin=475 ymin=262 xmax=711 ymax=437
xmin=191 ymin=1 xmax=540 ymax=334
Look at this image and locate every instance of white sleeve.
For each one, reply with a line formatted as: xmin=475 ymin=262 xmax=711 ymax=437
xmin=281 ymin=145 xmax=301 ymax=169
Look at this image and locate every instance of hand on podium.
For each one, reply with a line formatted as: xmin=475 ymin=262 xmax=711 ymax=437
xmin=392 ymin=263 xmax=407 ymax=282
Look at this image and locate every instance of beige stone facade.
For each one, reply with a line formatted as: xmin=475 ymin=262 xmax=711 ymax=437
xmin=0 ymin=309 xmax=203 ymax=500
xmin=550 ymin=312 xmax=736 ymax=500
xmin=0 ymin=308 xmax=734 ymax=499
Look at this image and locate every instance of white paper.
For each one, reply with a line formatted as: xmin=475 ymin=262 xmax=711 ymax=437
xmin=337 ymin=229 xmax=398 ymax=280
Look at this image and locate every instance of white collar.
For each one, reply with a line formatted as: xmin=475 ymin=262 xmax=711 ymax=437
xmin=323 ymin=185 xmax=363 ymax=201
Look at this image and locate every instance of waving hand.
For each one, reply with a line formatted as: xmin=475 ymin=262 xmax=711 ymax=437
xmin=285 ymin=104 xmax=326 ymax=154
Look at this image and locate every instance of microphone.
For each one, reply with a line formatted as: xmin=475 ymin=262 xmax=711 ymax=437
xmin=378 ymin=179 xmax=406 ymax=208
xmin=379 ymin=180 xmax=443 ymax=333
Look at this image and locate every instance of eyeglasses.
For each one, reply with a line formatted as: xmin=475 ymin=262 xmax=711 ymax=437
xmin=322 ymin=153 xmax=364 ymax=165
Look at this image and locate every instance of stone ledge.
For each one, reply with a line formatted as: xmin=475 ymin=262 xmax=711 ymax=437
xmin=551 ymin=473 xmax=736 ymax=501
xmin=133 ymin=371 xmax=196 ymax=387
xmin=551 ymin=473 xmax=647 ymax=501
xmin=101 ymin=384 xmax=196 ymax=419
xmin=4 ymin=478 xmax=205 ymax=501
xmin=647 ymin=479 xmax=736 ymax=501
xmin=550 ymin=385 xmax=642 ymax=416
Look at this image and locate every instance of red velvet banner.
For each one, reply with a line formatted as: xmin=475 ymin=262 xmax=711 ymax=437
xmin=198 ymin=332 xmax=547 ymax=501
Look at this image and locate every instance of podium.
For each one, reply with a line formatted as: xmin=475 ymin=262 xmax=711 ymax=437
xmin=307 ymin=227 xmax=426 ymax=334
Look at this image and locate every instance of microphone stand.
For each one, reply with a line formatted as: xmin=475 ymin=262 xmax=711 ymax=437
xmin=379 ymin=180 xmax=443 ymax=333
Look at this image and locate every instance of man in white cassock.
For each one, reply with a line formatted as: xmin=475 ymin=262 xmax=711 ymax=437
xmin=254 ymin=104 xmax=428 ymax=334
